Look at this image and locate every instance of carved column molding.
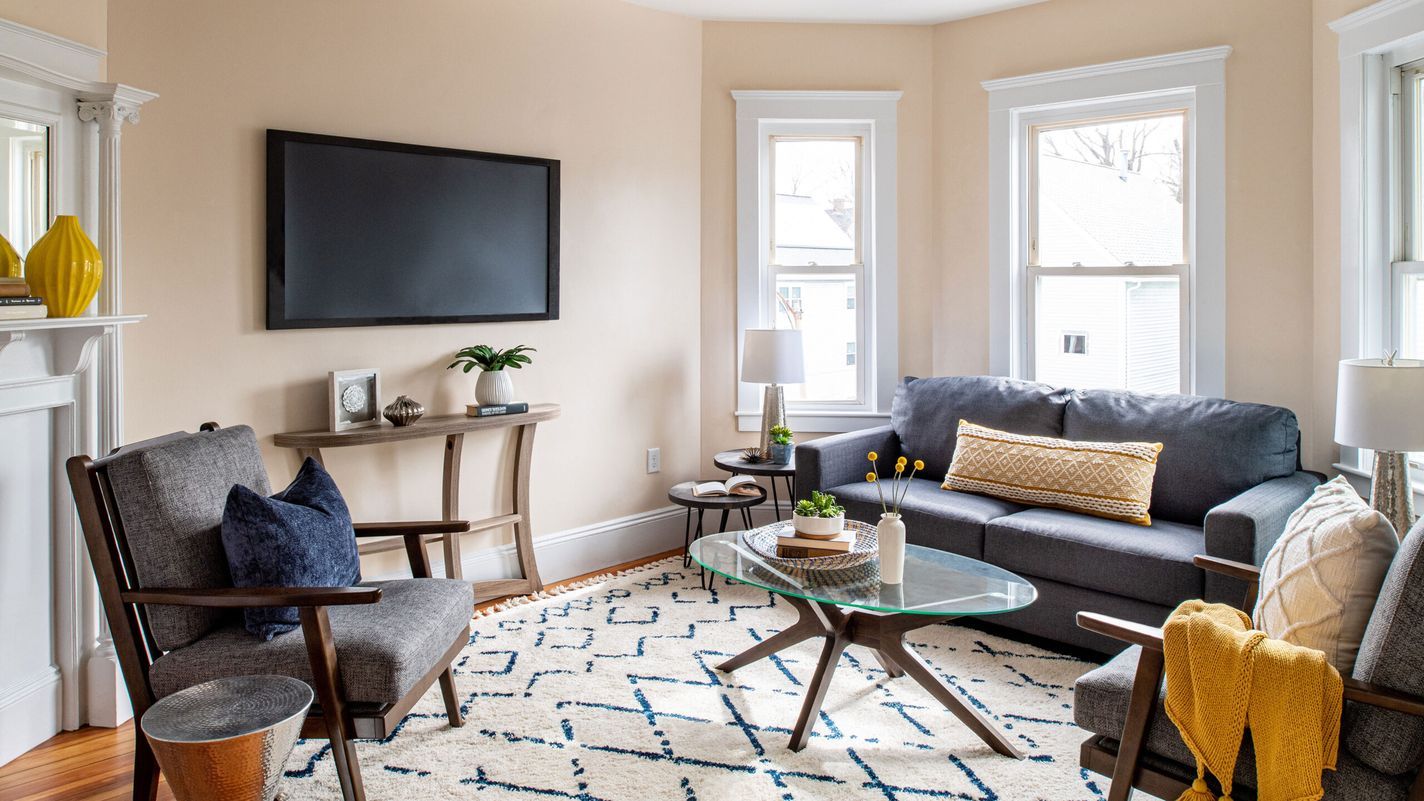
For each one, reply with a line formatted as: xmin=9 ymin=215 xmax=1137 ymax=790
xmin=75 ymin=94 xmax=149 ymax=729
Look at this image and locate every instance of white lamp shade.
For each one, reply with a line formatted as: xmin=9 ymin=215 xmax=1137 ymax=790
xmin=741 ymin=328 xmax=805 ymax=384
xmin=1335 ymin=358 xmax=1424 ymax=451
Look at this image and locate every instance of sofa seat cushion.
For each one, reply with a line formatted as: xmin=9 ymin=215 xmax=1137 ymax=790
xmin=986 ymin=508 xmax=1203 ymax=607
xmin=149 ymin=578 xmax=473 ymax=704
xmin=829 ymin=477 xmax=1024 ymax=559
xmin=1075 ymin=646 xmax=1408 ymax=799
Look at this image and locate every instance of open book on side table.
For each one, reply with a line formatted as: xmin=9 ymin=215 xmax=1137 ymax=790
xmin=692 ymin=475 xmax=761 ymax=498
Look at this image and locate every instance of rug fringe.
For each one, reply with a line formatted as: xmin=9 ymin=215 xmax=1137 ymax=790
xmin=472 ymin=555 xmax=685 ymax=619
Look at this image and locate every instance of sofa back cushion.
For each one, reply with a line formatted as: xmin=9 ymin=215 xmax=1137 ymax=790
xmin=1062 ymin=390 xmax=1299 ymax=525
xmin=890 ymin=376 xmax=1070 ymax=479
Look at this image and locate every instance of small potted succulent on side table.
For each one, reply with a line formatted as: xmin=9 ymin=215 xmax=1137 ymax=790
xmin=768 ymin=424 xmax=794 ymax=465
xmin=792 ymin=490 xmax=845 ymax=539
xmin=447 ymin=344 xmax=536 ymax=406
xmin=866 ymin=452 xmax=924 ymax=584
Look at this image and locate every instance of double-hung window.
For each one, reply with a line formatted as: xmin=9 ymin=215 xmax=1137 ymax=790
xmin=734 ymin=91 xmax=900 ymax=432
xmin=985 ymin=47 xmax=1228 ymax=399
xmin=1027 ymin=108 xmax=1191 ymax=394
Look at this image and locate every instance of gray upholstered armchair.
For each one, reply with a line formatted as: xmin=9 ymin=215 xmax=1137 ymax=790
xmin=67 ymin=424 xmax=474 ymax=801
xmin=1073 ymin=531 xmax=1424 ymax=800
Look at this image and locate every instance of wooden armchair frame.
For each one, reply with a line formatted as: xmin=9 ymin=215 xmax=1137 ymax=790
xmin=66 ymin=424 xmax=473 ymax=801
xmin=1077 ymin=555 xmax=1424 ymax=801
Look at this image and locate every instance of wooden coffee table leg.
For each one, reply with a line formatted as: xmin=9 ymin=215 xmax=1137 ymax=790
xmin=788 ymin=630 xmax=850 ymax=751
xmin=876 ymin=623 xmax=1022 ymax=758
xmin=716 ymin=594 xmax=828 ymax=673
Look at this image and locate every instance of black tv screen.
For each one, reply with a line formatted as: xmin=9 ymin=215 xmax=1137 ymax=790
xmin=266 ymin=130 xmax=559 ymax=329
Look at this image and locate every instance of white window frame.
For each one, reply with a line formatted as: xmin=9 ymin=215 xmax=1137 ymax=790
xmin=984 ymin=47 xmax=1229 ymax=398
xmin=733 ymin=91 xmax=900 ymax=434
xmin=1331 ymin=0 xmax=1424 ymax=485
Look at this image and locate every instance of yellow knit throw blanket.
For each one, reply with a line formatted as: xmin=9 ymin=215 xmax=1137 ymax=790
xmin=1162 ymin=600 xmax=1342 ymax=801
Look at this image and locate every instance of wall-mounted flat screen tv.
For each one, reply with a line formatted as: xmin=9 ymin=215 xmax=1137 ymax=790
xmin=267 ymin=129 xmax=559 ymax=329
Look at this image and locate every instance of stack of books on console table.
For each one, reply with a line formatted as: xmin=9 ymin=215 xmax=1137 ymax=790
xmin=465 ymin=402 xmax=530 ymax=418
xmin=776 ymin=527 xmax=855 ymax=559
xmin=0 ymin=277 xmax=46 ymax=320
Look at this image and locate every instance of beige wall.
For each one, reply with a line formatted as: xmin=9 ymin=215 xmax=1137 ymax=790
xmin=107 ymin=0 xmax=703 ymax=577
xmin=699 ymin=22 xmax=935 ymax=461
xmin=0 ymin=0 xmax=104 ymax=50
xmin=932 ymin=0 xmax=1321 ymax=464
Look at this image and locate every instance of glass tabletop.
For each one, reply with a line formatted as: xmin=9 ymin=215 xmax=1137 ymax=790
xmin=688 ymin=530 xmax=1037 ymax=617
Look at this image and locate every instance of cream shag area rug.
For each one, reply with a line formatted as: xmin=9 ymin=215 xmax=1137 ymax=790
xmin=280 ymin=559 xmax=1109 ymax=800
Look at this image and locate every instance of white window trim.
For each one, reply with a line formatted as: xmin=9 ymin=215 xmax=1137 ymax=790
xmin=983 ymin=46 xmax=1229 ymax=398
xmin=733 ymin=90 xmax=900 ymax=434
xmin=1332 ymin=0 xmax=1424 ymax=482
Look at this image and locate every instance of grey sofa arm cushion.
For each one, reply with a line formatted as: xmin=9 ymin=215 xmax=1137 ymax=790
xmin=794 ymin=425 xmax=901 ymax=502
xmin=1201 ymin=471 xmax=1321 ymax=602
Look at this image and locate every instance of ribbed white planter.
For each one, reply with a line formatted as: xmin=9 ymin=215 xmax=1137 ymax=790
xmin=475 ymin=370 xmax=514 ymax=406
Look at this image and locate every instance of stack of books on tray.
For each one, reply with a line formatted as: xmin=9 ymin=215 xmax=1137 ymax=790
xmin=776 ymin=527 xmax=855 ymax=559
xmin=0 ymin=277 xmax=45 ymax=320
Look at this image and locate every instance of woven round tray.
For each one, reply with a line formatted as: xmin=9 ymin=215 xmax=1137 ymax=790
xmin=741 ymin=519 xmax=878 ymax=571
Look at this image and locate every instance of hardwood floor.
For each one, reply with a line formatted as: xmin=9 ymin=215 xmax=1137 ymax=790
xmin=0 ymin=549 xmax=679 ymax=801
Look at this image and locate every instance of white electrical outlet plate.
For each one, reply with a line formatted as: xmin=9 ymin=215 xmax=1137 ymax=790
xmin=646 ymin=447 xmax=661 ymax=474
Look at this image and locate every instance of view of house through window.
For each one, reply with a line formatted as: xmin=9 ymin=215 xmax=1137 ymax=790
xmin=770 ymin=135 xmax=863 ymax=403
xmin=1028 ymin=110 xmax=1188 ymax=394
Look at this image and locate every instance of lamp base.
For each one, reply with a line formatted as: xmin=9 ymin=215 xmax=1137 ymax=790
xmin=1371 ymin=450 xmax=1416 ymax=539
xmin=759 ymin=384 xmax=786 ymax=456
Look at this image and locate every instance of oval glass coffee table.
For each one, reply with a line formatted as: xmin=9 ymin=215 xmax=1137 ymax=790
xmin=689 ymin=530 xmax=1037 ymax=755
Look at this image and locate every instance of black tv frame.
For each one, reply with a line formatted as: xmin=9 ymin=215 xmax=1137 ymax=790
xmin=266 ymin=129 xmax=560 ymax=329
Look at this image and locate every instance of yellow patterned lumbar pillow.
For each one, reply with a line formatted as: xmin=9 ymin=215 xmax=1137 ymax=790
xmin=942 ymin=420 xmax=1163 ymax=525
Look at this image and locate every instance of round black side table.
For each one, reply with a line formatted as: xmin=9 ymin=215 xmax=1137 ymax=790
xmin=668 ymin=480 xmax=766 ymax=588
xmin=713 ymin=449 xmax=796 ymax=521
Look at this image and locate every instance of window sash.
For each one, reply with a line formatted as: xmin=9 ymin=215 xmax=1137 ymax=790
xmin=1027 ymin=108 xmax=1192 ymax=269
xmin=1024 ymin=264 xmax=1191 ymax=393
xmin=768 ymin=135 xmax=863 ymax=267
xmin=767 ymin=262 xmax=867 ymax=406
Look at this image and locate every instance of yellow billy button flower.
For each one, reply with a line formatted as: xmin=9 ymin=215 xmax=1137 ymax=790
xmin=868 ymin=451 xmax=879 ymax=462
xmin=896 ymin=457 xmax=908 ymax=467
xmin=866 ymin=472 xmax=877 ymax=483
xmin=895 ymin=462 xmax=905 ymax=473
xmin=914 ymin=460 xmax=925 ymax=471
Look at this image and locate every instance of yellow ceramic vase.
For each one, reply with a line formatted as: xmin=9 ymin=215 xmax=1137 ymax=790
xmin=0 ymin=234 xmax=20 ymax=278
xmin=27 ymin=215 xmax=101 ymax=317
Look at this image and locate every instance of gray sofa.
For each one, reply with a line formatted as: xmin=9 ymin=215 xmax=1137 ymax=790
xmin=795 ymin=375 xmax=1320 ymax=654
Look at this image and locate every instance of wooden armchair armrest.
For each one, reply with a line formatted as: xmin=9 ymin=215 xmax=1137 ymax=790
xmin=1343 ymin=677 xmax=1424 ymax=717
xmin=122 ymin=586 xmax=381 ymax=608
xmin=1077 ymin=611 xmax=1165 ymax=651
xmin=353 ymin=520 xmax=470 ymax=538
xmin=1192 ymin=554 xmax=1261 ymax=582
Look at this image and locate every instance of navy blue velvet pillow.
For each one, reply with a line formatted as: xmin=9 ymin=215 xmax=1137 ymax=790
xmin=220 ymin=458 xmax=361 ymax=640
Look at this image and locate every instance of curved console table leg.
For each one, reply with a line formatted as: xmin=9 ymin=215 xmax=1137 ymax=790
xmin=441 ymin=433 xmax=465 ymax=580
xmin=512 ymin=422 xmax=543 ymax=592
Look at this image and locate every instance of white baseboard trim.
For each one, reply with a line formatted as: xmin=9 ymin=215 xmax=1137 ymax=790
xmin=0 ymin=667 xmax=62 ymax=767
xmin=392 ymin=500 xmax=798 ymax=587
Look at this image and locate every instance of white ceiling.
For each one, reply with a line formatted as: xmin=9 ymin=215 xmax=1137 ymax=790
xmin=620 ymin=0 xmax=1048 ymax=25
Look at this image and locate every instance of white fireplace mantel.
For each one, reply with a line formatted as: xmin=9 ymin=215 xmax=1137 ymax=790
xmin=0 ymin=15 xmax=154 ymax=769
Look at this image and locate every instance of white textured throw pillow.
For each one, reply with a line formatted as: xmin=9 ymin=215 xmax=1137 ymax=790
xmin=1253 ymin=475 xmax=1399 ymax=674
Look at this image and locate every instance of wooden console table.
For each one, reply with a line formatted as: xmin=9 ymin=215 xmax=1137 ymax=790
xmin=274 ymin=403 xmax=559 ymax=603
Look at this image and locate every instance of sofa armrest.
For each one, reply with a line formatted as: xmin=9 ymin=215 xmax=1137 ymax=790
xmin=1202 ymin=471 xmax=1320 ymax=602
xmin=794 ymin=425 xmax=900 ymax=502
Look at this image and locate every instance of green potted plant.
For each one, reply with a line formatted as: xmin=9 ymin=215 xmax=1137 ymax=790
xmin=768 ymin=424 xmax=794 ymax=465
xmin=792 ymin=490 xmax=845 ymax=539
xmin=447 ymin=345 xmax=535 ymax=406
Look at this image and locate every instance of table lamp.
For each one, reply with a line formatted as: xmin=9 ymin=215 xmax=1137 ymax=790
xmin=1336 ymin=356 xmax=1424 ymax=536
xmin=741 ymin=328 xmax=805 ymax=456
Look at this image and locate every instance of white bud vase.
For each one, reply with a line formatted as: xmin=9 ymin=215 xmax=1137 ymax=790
xmin=878 ymin=513 xmax=906 ymax=585
xmin=475 ymin=370 xmax=514 ymax=406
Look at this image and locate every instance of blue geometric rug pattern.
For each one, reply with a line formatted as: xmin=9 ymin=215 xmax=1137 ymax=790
xmin=279 ymin=558 xmax=1108 ymax=800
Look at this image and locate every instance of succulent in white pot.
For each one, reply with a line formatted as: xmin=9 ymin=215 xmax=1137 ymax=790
xmin=792 ymin=490 xmax=846 ymax=539
xmin=447 ymin=344 xmax=535 ymax=406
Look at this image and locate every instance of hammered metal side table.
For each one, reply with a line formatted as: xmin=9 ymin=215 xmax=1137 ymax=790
xmin=140 ymin=675 xmax=313 ymax=801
